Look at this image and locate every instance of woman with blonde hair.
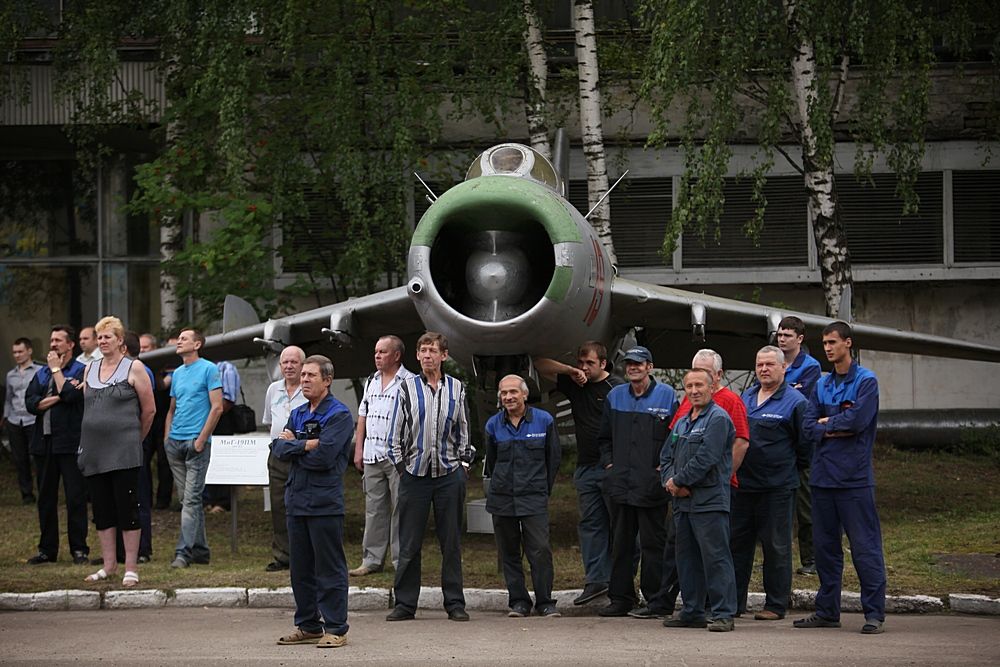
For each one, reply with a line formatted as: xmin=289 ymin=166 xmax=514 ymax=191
xmin=78 ymin=316 xmax=155 ymax=587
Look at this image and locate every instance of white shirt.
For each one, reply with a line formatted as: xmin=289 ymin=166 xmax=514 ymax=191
xmin=262 ymin=379 xmax=307 ymax=439
xmin=359 ymin=366 xmax=415 ymax=463
xmin=77 ymin=349 xmax=103 ymax=364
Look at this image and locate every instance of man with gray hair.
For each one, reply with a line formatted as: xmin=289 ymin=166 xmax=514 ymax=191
xmin=734 ymin=346 xmax=810 ymax=620
xmin=262 ymin=345 xmax=307 ymax=572
xmin=349 ymin=335 xmax=414 ymax=577
xmin=484 ymin=374 xmax=561 ymax=617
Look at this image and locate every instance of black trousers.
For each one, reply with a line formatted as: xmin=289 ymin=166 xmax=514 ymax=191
xmin=34 ymin=446 xmax=89 ymax=559
xmin=6 ymin=422 xmax=36 ymax=500
xmin=392 ymin=469 xmax=466 ymax=614
xmin=608 ymin=501 xmax=668 ymax=608
xmin=492 ymin=512 xmax=555 ymax=610
xmin=730 ymin=488 xmax=795 ymax=616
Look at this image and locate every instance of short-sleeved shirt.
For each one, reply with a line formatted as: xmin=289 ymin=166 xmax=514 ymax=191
xmin=169 ymin=358 xmax=222 ymax=440
xmin=555 ymin=373 xmax=624 ymax=467
xmin=262 ymin=379 xmax=307 ymax=439
xmin=359 ymin=366 xmax=415 ymax=463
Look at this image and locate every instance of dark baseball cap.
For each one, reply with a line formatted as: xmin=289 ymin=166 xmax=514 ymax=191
xmin=622 ymin=346 xmax=652 ymax=364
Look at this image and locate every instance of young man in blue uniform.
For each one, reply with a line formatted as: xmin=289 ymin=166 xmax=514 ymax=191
xmin=794 ymin=321 xmax=887 ymax=635
xmin=735 ymin=346 xmax=810 ymax=620
xmin=273 ymin=355 xmax=353 ymax=649
xmin=484 ymin=374 xmax=561 ymax=617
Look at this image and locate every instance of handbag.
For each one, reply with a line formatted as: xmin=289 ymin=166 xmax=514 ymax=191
xmin=230 ymin=387 xmax=258 ymax=434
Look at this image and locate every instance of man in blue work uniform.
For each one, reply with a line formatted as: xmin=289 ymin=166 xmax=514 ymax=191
xmin=775 ymin=315 xmax=822 ymax=576
xmin=484 ymin=374 xmax=561 ymax=618
xmin=596 ymin=345 xmax=675 ymax=618
xmin=734 ymin=346 xmax=810 ymax=621
xmin=661 ymin=367 xmax=738 ymax=632
xmin=794 ymin=321 xmax=887 ymax=635
xmin=273 ymin=355 xmax=353 ymax=649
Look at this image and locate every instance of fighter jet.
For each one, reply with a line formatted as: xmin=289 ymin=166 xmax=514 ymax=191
xmin=142 ymin=142 xmax=1000 ymax=382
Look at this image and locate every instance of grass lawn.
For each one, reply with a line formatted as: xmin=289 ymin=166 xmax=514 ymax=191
xmin=0 ymin=444 xmax=996 ymax=597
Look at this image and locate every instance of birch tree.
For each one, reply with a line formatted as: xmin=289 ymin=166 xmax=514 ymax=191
xmin=522 ymin=0 xmax=550 ymax=160
xmin=640 ymin=0 xmax=997 ymax=318
xmin=574 ymin=0 xmax=617 ymax=265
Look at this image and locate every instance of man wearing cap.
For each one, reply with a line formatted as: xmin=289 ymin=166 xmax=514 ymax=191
xmin=596 ymin=345 xmax=676 ymax=618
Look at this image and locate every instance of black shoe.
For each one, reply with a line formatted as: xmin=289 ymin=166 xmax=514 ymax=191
xmin=793 ymin=614 xmax=841 ymax=628
xmin=538 ymin=605 xmax=561 ymax=617
xmin=26 ymin=552 xmax=55 ymax=565
xmin=708 ymin=618 xmax=735 ymax=632
xmin=265 ymin=561 xmax=289 ymax=572
xmin=598 ymin=602 xmax=632 ymax=617
xmin=191 ymin=557 xmax=211 ymax=565
xmin=628 ymin=605 xmax=670 ymax=619
xmin=89 ymin=557 xmax=104 ymax=566
xmin=447 ymin=608 xmax=470 ymax=622
xmin=138 ymin=555 xmax=151 ymax=564
xmin=663 ymin=617 xmax=708 ymax=628
xmin=21 ymin=495 xmax=36 ymax=505
xmin=507 ymin=603 xmax=531 ymax=618
xmin=796 ymin=563 xmax=817 ymax=576
xmin=72 ymin=551 xmax=89 ymax=565
xmin=154 ymin=501 xmax=170 ymax=510
xmin=386 ymin=607 xmax=415 ymax=622
xmin=574 ymin=582 xmax=609 ymax=606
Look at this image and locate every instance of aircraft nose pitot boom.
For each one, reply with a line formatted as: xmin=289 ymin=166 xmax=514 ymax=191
xmin=406 ymin=143 xmax=613 ymax=366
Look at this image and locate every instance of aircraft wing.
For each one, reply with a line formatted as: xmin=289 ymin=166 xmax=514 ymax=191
xmin=611 ymin=277 xmax=1000 ymax=369
xmin=141 ymin=286 xmax=423 ymax=379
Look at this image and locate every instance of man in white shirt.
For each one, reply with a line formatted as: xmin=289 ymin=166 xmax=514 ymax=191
xmin=75 ymin=327 xmax=103 ymax=365
xmin=349 ymin=335 xmax=414 ymax=577
xmin=262 ymin=346 xmax=307 ymax=572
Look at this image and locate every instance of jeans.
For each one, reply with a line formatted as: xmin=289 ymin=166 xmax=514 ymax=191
xmin=360 ymin=458 xmax=400 ymax=569
xmin=674 ymin=510 xmax=737 ymax=621
xmin=165 ymin=437 xmax=211 ymax=563
xmin=730 ymin=488 xmax=794 ymax=616
xmin=573 ymin=464 xmax=612 ymax=584
xmin=493 ymin=512 xmax=555 ymax=611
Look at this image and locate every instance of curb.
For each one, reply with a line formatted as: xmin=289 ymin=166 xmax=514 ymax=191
xmin=0 ymin=587 xmax=995 ymax=615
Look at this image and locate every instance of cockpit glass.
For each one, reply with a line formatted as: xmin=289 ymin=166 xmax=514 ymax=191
xmin=489 ymin=146 xmax=525 ymax=173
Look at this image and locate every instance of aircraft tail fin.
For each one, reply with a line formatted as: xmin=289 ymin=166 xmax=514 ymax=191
xmin=223 ymin=295 xmax=260 ymax=333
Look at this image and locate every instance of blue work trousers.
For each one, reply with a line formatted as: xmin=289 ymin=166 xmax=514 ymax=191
xmin=573 ymin=464 xmax=612 ymax=585
xmin=288 ymin=514 xmax=349 ymax=636
xmin=730 ymin=488 xmax=794 ymax=616
xmin=812 ymin=486 xmax=887 ymax=622
xmin=674 ymin=510 xmax=737 ymax=621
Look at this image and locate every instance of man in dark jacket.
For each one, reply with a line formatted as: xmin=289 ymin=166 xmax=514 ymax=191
xmin=485 ymin=374 xmax=561 ymax=618
xmin=596 ymin=346 xmax=675 ymax=618
xmin=272 ymin=355 xmax=353 ymax=649
xmin=661 ymin=368 xmax=737 ymax=632
xmin=24 ymin=325 xmax=89 ymax=565
xmin=735 ymin=346 xmax=810 ymax=620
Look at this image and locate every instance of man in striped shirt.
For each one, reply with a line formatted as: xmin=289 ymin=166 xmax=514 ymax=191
xmin=385 ymin=332 xmax=474 ymax=622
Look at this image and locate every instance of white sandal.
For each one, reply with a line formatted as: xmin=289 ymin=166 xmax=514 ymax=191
xmin=84 ymin=568 xmax=109 ymax=583
xmin=122 ymin=571 xmax=139 ymax=588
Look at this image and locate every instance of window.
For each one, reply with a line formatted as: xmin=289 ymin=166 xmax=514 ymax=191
xmin=952 ymin=170 xmax=1000 ymax=263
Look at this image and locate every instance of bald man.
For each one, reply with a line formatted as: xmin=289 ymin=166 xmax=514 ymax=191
xmin=262 ymin=346 xmax=308 ymax=572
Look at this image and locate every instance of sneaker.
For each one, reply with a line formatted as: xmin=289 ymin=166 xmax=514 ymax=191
xmin=539 ymin=605 xmax=561 ymax=617
xmin=861 ymin=620 xmax=885 ymax=634
xmin=597 ymin=602 xmax=632 ymax=617
xmin=26 ymin=552 xmax=55 ymax=565
xmin=138 ymin=555 xmax=151 ymax=564
xmin=573 ymin=582 xmax=609 ymax=606
xmin=386 ymin=607 xmax=415 ymax=621
xmin=265 ymin=561 xmax=289 ymax=572
xmin=628 ymin=605 xmax=669 ymax=619
xmin=276 ymin=628 xmax=324 ymax=645
xmin=348 ymin=564 xmax=382 ymax=577
xmin=317 ymin=633 xmax=347 ymax=648
xmin=507 ymin=604 xmax=531 ymax=618
xmin=708 ymin=618 xmax=735 ymax=632
xmin=754 ymin=610 xmax=783 ymax=620
xmin=793 ymin=614 xmax=841 ymax=628
xmin=796 ymin=563 xmax=817 ymax=576
xmin=447 ymin=608 xmax=470 ymax=622
xmin=170 ymin=557 xmax=189 ymax=569
xmin=663 ymin=617 xmax=708 ymax=628
xmin=72 ymin=551 xmax=90 ymax=565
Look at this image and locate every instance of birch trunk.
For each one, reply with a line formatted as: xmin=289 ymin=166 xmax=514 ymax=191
xmin=160 ymin=117 xmax=181 ymax=332
xmin=785 ymin=0 xmax=853 ymax=318
xmin=573 ymin=0 xmax=617 ymax=265
xmin=522 ymin=0 xmax=550 ymax=160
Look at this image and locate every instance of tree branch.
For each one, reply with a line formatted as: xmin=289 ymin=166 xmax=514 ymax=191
xmin=831 ymin=52 xmax=850 ymax=122
xmin=772 ymin=143 xmax=805 ymax=175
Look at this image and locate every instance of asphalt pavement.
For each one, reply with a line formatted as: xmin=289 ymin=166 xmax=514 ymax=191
xmin=1 ymin=607 xmax=998 ymax=665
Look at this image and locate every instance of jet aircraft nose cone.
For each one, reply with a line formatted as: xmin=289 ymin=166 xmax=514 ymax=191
xmin=463 ymin=231 xmax=531 ymax=321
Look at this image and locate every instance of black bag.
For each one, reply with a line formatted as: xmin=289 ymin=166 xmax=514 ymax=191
xmin=231 ymin=387 xmax=257 ymax=434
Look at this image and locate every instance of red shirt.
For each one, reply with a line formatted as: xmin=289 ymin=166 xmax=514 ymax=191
xmin=670 ymin=387 xmax=749 ymax=487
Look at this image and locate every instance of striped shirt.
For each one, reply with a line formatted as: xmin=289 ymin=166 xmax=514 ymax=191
xmin=388 ymin=373 xmax=473 ymax=478
xmin=359 ymin=366 xmax=415 ymax=463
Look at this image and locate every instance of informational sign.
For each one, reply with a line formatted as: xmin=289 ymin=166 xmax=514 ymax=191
xmin=205 ymin=435 xmax=271 ymax=485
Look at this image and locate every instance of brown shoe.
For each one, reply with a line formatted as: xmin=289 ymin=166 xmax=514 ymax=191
xmin=277 ymin=628 xmax=324 ymax=645
xmin=754 ymin=610 xmax=783 ymax=621
xmin=349 ymin=564 xmax=381 ymax=577
xmin=317 ymin=633 xmax=347 ymax=648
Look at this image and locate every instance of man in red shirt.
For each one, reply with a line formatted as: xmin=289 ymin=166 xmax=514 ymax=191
xmin=654 ymin=349 xmax=749 ymax=620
